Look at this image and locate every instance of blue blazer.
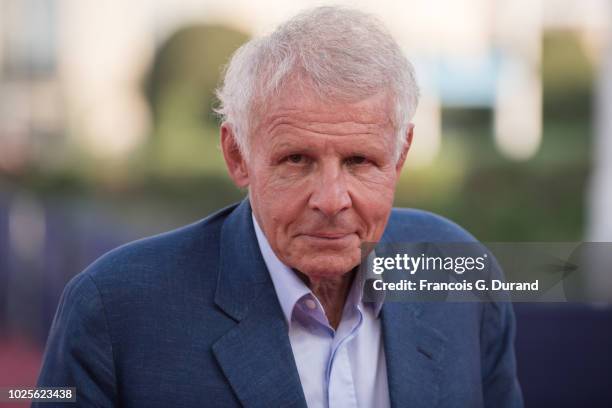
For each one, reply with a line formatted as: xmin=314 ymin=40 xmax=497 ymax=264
xmin=36 ymin=199 xmax=523 ymax=407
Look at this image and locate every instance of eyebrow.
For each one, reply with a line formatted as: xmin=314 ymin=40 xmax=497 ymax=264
xmin=268 ymin=134 xmax=391 ymax=159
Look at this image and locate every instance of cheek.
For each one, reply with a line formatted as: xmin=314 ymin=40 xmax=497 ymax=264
xmin=348 ymin=171 xmax=397 ymax=232
xmin=252 ymin=167 xmax=315 ymax=227
xmin=351 ymin=169 xmax=397 ymax=204
xmin=249 ymin=168 xmax=307 ymax=237
xmin=252 ymin=162 xmax=310 ymax=195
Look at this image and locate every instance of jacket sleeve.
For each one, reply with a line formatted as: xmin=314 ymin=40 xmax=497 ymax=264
xmin=34 ymin=273 xmax=117 ymax=407
xmin=480 ymin=299 xmax=524 ymax=408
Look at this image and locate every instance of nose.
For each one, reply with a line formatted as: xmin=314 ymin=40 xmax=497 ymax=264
xmin=308 ymin=162 xmax=352 ymax=217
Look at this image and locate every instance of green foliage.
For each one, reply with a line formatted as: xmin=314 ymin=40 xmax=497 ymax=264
xmin=9 ymin=27 xmax=593 ymax=242
xmin=395 ymin=106 xmax=590 ymax=241
xmin=143 ymin=24 xmax=250 ymax=175
xmin=542 ymin=30 xmax=594 ymax=120
xmin=392 ymin=30 xmax=593 ymax=241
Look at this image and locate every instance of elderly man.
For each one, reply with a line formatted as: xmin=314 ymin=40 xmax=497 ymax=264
xmin=36 ymin=6 xmax=523 ymax=408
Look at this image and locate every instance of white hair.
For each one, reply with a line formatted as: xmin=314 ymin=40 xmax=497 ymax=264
xmin=215 ymin=6 xmax=419 ymax=161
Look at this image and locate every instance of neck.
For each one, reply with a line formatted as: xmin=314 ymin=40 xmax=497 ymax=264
xmin=295 ymin=269 xmax=356 ymax=330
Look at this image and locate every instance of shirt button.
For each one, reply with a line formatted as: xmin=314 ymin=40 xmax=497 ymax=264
xmin=304 ymin=299 xmax=317 ymax=310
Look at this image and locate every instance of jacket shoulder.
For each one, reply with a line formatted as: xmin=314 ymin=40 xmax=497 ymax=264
xmin=74 ymin=202 xmax=237 ymax=289
xmin=387 ymin=207 xmax=477 ymax=242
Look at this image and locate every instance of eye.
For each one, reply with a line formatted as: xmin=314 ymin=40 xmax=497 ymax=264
xmin=344 ymin=155 xmax=368 ymax=166
xmin=286 ymin=154 xmax=306 ymax=164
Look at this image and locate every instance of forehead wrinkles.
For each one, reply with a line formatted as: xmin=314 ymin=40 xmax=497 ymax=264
xmin=251 ymin=84 xmax=395 ymax=136
xmin=265 ymin=114 xmax=389 ymax=137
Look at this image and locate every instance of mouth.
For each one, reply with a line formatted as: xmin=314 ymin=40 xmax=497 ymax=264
xmin=308 ymin=232 xmax=351 ymax=239
xmin=298 ymin=232 xmax=357 ymax=245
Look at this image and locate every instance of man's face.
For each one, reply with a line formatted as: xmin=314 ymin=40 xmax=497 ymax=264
xmin=222 ymin=85 xmax=411 ymax=281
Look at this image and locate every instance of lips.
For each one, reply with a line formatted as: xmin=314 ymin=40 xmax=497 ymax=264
xmin=297 ymin=232 xmax=358 ymax=247
xmin=302 ymin=231 xmax=353 ymax=239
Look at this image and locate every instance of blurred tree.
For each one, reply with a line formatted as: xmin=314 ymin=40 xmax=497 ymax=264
xmin=542 ymin=30 xmax=594 ymax=121
xmin=396 ymin=30 xmax=593 ymax=241
xmin=143 ymin=24 xmax=250 ymax=175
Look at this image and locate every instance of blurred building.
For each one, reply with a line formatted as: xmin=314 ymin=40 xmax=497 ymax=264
xmin=0 ymin=0 xmax=611 ymax=267
xmin=1 ymin=0 xmax=612 ymax=398
xmin=588 ymin=5 xmax=612 ymax=297
xmin=0 ymin=0 xmax=63 ymax=174
xmin=0 ymin=0 xmax=609 ymax=164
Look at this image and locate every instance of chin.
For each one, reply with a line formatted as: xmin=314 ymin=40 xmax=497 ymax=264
xmin=294 ymin=253 xmax=360 ymax=280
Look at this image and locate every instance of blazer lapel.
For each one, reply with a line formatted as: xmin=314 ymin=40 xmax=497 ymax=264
xmin=212 ymin=199 xmax=307 ymax=408
xmin=378 ymin=228 xmax=448 ymax=408
xmin=381 ymin=302 xmax=447 ymax=408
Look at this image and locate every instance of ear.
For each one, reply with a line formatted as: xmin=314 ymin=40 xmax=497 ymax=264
xmin=395 ymin=123 xmax=414 ymax=175
xmin=220 ymin=122 xmax=250 ymax=188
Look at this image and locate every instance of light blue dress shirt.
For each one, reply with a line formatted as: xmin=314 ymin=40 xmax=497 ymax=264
xmin=252 ymin=214 xmax=390 ymax=408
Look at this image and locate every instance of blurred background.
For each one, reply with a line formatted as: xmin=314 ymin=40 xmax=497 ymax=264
xmin=0 ymin=0 xmax=611 ymax=406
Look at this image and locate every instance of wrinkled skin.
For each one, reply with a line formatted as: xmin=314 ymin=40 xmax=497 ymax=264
xmin=221 ymin=85 xmax=413 ymax=324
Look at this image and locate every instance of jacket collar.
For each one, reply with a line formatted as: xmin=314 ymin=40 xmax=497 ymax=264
xmin=214 ymin=199 xmax=271 ymax=321
xmin=213 ymin=198 xmax=308 ymax=407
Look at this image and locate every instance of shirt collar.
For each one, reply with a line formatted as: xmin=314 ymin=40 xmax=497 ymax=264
xmin=251 ymin=212 xmax=384 ymax=325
